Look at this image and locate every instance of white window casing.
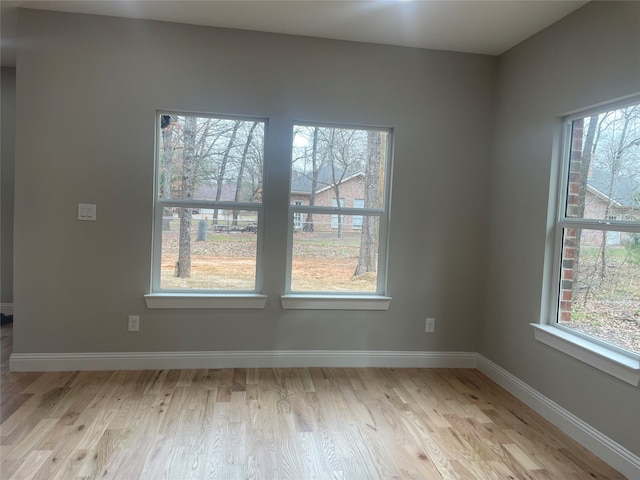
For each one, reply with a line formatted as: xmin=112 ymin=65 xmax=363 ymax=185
xmin=537 ymin=95 xmax=640 ymax=386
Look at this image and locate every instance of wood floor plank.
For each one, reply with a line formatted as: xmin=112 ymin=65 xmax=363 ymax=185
xmin=337 ymin=423 xmax=381 ymax=480
xmin=8 ymin=449 xmax=52 ymax=480
xmin=1 ymin=404 xmax=38 ymax=442
xmin=0 ymin=324 xmax=629 ymax=480
xmin=1 ymin=418 xmax=59 ymax=477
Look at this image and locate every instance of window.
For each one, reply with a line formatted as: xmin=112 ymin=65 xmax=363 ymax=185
xmin=353 ymin=199 xmax=364 ymax=229
xmin=540 ymin=99 xmax=640 ymax=382
xmin=330 ymin=198 xmax=345 ymax=229
xmin=287 ymin=123 xmax=392 ymax=296
xmin=293 ymin=201 xmax=304 ymax=230
xmin=150 ymin=113 xmax=265 ymax=294
xmin=606 ymin=216 xmax=622 ymax=245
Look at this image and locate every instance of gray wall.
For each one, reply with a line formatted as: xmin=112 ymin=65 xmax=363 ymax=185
xmin=484 ymin=2 xmax=640 ymax=456
xmin=13 ymin=10 xmax=494 ymax=354
xmin=1 ymin=67 xmax=15 ymax=306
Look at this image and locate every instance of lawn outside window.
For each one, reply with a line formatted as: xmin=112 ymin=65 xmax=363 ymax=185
xmin=145 ymin=112 xmax=267 ymax=309
xmin=534 ymin=97 xmax=640 ymax=385
xmin=282 ymin=123 xmax=393 ymax=310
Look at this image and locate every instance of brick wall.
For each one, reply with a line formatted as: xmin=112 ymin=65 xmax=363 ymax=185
xmin=559 ymin=119 xmax=584 ymax=324
xmin=291 ymin=176 xmax=365 ymax=233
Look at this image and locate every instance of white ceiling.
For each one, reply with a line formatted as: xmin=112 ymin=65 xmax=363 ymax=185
xmin=1 ymin=0 xmax=588 ymax=67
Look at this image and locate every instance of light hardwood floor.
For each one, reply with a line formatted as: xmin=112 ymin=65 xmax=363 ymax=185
xmin=0 ymin=323 xmax=626 ymax=479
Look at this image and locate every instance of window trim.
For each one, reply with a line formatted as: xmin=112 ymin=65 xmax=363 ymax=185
xmin=145 ymin=293 xmax=268 ymax=309
xmin=281 ymin=294 xmax=391 ymax=310
xmin=150 ymin=111 xmax=267 ymax=299
xmin=537 ymin=95 xmax=640 ymax=386
xmin=285 ymin=122 xmax=394 ymax=300
xmin=531 ymin=324 xmax=640 ymax=385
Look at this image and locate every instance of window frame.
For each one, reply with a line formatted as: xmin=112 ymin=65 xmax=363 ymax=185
xmin=284 ymin=121 xmax=394 ymax=304
xmin=146 ymin=110 xmax=268 ymax=307
xmin=535 ymin=96 xmax=640 ymax=385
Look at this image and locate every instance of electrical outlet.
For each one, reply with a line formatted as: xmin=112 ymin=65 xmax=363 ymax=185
xmin=425 ymin=317 xmax=435 ymax=333
xmin=128 ymin=315 xmax=140 ymax=332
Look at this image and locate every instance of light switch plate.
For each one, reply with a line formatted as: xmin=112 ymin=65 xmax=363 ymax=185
xmin=425 ymin=317 xmax=435 ymax=333
xmin=78 ymin=203 xmax=96 ymax=221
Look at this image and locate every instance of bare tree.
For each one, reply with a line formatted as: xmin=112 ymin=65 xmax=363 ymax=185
xmin=304 ymin=127 xmax=320 ymax=232
xmin=232 ymin=121 xmax=259 ymax=225
xmin=160 ymin=115 xmax=177 ymax=231
xmin=318 ymin=127 xmax=364 ymax=239
xmin=595 ymin=106 xmax=640 ymax=278
xmin=574 ymin=106 xmax=640 ymax=306
xmin=572 ymin=114 xmax=600 ymax=272
xmin=354 ymin=131 xmax=382 ymax=276
xmin=244 ymin=139 xmax=264 ymax=202
xmin=176 ymin=115 xmax=197 ymax=278
xmin=212 ymin=121 xmax=241 ymax=225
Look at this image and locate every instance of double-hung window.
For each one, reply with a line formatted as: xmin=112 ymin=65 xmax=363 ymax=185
xmin=148 ymin=112 xmax=266 ymax=304
xmin=285 ymin=123 xmax=393 ymax=308
xmin=537 ymin=98 xmax=640 ymax=384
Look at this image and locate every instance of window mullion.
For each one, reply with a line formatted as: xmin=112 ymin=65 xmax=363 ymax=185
xmin=559 ymin=218 xmax=640 ymax=233
xmin=159 ymin=199 xmax=261 ymax=211
xmin=291 ymin=206 xmax=383 ymax=216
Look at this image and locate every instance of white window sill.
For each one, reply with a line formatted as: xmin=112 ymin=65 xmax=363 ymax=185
xmin=281 ymin=294 xmax=391 ymax=310
xmin=531 ymin=323 xmax=640 ymax=386
xmin=145 ymin=293 xmax=267 ymax=309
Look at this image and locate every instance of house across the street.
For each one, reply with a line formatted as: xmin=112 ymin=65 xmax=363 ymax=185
xmin=582 ymin=168 xmax=640 ymax=246
xmin=290 ymin=166 xmax=365 ymax=233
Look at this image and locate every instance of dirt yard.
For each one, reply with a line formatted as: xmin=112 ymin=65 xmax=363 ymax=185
xmin=160 ymin=230 xmax=376 ymax=292
xmin=564 ymin=245 xmax=640 ymax=354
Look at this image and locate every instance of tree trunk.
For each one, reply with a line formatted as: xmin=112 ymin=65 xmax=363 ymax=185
xmin=597 ymin=112 xmax=633 ymax=277
xmin=233 ymin=122 xmax=258 ymax=225
xmin=354 ymin=131 xmax=381 ymax=276
xmin=304 ymin=127 xmax=320 ymax=232
xmin=176 ymin=116 xmax=197 ymax=278
xmin=331 ymin=186 xmax=343 ymax=240
xmin=574 ymin=115 xmax=599 ymax=272
xmin=160 ymin=115 xmax=176 ymax=231
xmin=598 ymin=231 xmax=608 ymax=279
xmin=213 ymin=121 xmax=241 ymax=225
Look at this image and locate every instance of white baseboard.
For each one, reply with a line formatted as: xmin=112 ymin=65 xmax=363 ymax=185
xmin=8 ymin=348 xmax=638 ymax=478
xmin=476 ymin=354 xmax=640 ymax=480
xmin=9 ymin=350 xmax=477 ymax=372
xmin=1 ymin=303 xmax=13 ymax=316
